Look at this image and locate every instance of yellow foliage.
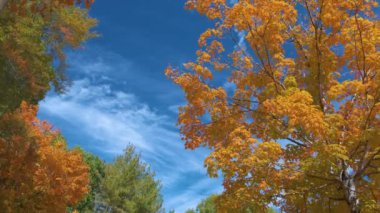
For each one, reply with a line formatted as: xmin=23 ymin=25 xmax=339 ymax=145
xmin=166 ymin=0 xmax=380 ymax=211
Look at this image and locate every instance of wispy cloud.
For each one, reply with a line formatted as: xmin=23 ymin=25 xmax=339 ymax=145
xmin=166 ymin=177 xmax=223 ymax=212
xmin=41 ymin=79 xmax=157 ymax=152
xmin=38 ymin=48 xmax=222 ymax=212
xmin=237 ymin=30 xmax=247 ymax=49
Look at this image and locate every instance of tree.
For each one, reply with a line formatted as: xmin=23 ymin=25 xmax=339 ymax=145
xmin=196 ymin=194 xmax=217 ymax=213
xmin=100 ymin=145 xmax=163 ymax=213
xmin=166 ymin=0 xmax=380 ymax=212
xmin=73 ymin=149 xmax=106 ymax=212
xmin=186 ymin=194 xmax=277 ymax=213
xmin=0 ymin=102 xmax=89 ymax=212
xmin=0 ymin=0 xmax=96 ymax=115
xmin=0 ymin=0 xmax=94 ymax=12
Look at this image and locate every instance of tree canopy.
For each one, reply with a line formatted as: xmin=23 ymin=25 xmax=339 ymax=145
xmin=73 ymin=149 xmax=106 ymax=212
xmin=100 ymin=146 xmax=163 ymax=213
xmin=185 ymin=194 xmax=218 ymax=213
xmin=0 ymin=1 xmax=96 ymax=211
xmin=186 ymin=194 xmax=277 ymax=213
xmin=0 ymin=0 xmax=96 ymax=115
xmin=166 ymin=0 xmax=380 ymax=212
xmin=2 ymin=0 xmax=379 ymax=212
xmin=0 ymin=102 xmax=89 ymax=212
xmin=196 ymin=194 xmax=217 ymax=213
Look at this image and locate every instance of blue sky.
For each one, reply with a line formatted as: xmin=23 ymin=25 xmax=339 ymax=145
xmin=38 ymin=1 xmax=223 ymax=212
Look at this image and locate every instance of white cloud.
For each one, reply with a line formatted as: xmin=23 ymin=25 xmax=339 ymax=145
xmin=42 ymin=79 xmax=155 ymax=152
xmin=237 ymin=30 xmax=246 ymax=48
xmin=223 ymin=81 xmax=236 ymax=92
xmin=233 ymin=29 xmax=247 ymax=51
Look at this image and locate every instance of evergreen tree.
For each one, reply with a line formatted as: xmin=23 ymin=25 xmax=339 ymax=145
xmin=101 ymin=145 xmax=163 ymax=213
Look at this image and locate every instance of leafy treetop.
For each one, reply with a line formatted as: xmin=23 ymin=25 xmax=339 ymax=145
xmin=0 ymin=0 xmax=96 ymax=115
xmin=166 ymin=0 xmax=380 ymax=212
xmin=100 ymin=146 xmax=163 ymax=213
xmin=0 ymin=102 xmax=89 ymax=212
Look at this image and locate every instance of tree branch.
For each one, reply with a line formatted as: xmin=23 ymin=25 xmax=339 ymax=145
xmin=286 ymin=137 xmax=307 ymax=147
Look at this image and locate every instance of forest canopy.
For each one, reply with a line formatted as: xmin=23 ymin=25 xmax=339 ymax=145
xmin=0 ymin=0 xmax=379 ymax=212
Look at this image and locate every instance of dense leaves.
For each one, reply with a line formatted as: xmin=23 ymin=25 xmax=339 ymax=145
xmin=186 ymin=194 xmax=277 ymax=213
xmin=0 ymin=1 xmax=168 ymax=212
xmin=186 ymin=194 xmax=218 ymax=213
xmin=100 ymin=146 xmax=163 ymax=213
xmin=0 ymin=1 xmax=97 ymax=212
xmin=196 ymin=194 xmax=217 ymax=213
xmin=0 ymin=0 xmax=96 ymax=115
xmin=73 ymin=149 xmax=106 ymax=212
xmin=167 ymin=0 xmax=380 ymax=212
xmin=0 ymin=102 xmax=89 ymax=212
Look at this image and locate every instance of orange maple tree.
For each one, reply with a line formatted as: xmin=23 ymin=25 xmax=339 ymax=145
xmin=166 ymin=0 xmax=380 ymax=212
xmin=0 ymin=102 xmax=89 ymax=212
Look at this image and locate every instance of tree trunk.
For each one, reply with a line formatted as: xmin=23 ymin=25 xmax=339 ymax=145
xmin=0 ymin=0 xmax=8 ymax=12
xmin=341 ymin=170 xmax=360 ymax=213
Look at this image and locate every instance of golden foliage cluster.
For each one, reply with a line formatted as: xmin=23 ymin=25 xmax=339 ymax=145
xmin=167 ymin=0 xmax=380 ymax=212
